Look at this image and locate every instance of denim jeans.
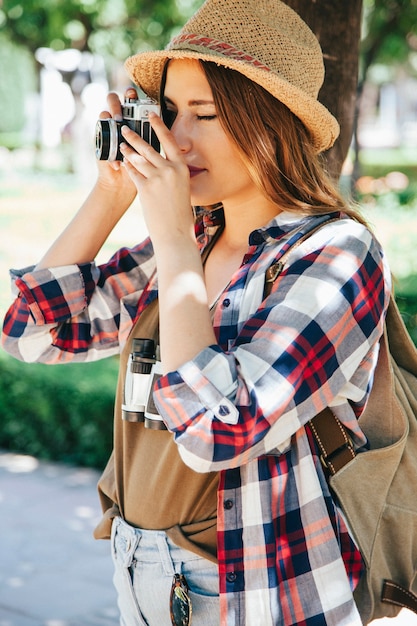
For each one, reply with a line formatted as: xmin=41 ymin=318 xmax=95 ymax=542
xmin=111 ymin=517 xmax=220 ymax=626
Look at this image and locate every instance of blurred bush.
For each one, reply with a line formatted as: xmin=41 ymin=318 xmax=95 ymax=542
xmin=396 ymin=274 xmax=417 ymax=346
xmin=0 ymin=35 xmax=37 ymax=149
xmin=356 ymin=164 xmax=417 ymax=346
xmin=0 ymin=350 xmax=118 ymax=469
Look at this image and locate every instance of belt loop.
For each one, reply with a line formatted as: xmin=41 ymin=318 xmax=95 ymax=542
xmin=112 ymin=517 xmax=141 ymax=568
xmin=157 ymin=533 xmax=176 ymax=577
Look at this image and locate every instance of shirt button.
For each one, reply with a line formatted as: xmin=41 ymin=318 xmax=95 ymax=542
xmin=222 ymin=298 xmax=231 ymax=308
xmin=226 ymin=572 xmax=237 ymax=583
xmin=224 ymin=499 xmax=234 ymax=510
xmin=218 ymin=405 xmax=230 ymax=416
xmin=251 ymin=231 xmax=264 ymax=245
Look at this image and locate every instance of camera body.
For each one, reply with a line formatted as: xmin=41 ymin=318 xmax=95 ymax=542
xmin=95 ymin=94 xmax=160 ymax=161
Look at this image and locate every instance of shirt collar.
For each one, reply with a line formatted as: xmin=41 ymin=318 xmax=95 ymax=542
xmin=199 ymin=206 xmax=337 ymax=249
xmin=247 ymin=212 xmax=312 ymax=246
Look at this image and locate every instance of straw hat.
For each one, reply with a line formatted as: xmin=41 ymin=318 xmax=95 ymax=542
xmin=125 ymin=0 xmax=339 ymax=153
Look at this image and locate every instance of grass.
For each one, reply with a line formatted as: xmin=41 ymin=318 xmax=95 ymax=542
xmin=359 ymin=147 xmax=417 ymax=180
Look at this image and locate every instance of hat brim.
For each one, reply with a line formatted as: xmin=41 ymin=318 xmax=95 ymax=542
xmin=125 ymin=48 xmax=340 ymax=154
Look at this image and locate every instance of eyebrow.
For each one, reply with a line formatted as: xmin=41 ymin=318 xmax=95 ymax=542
xmin=163 ymin=96 xmax=215 ymax=107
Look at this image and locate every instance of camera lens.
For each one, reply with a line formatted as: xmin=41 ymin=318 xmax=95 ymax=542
xmin=95 ymin=119 xmax=122 ymax=161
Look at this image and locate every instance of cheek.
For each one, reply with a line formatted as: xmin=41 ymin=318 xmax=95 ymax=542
xmin=214 ymin=138 xmax=242 ymax=172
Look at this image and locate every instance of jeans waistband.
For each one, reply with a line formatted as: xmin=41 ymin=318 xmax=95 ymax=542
xmin=111 ymin=517 xmax=203 ymax=575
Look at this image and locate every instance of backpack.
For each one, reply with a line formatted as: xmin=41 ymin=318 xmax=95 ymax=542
xmin=264 ymin=217 xmax=417 ymax=624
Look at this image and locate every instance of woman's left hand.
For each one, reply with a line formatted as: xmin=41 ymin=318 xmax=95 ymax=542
xmin=120 ymin=112 xmax=215 ymax=373
xmin=119 ymin=115 xmax=194 ymax=248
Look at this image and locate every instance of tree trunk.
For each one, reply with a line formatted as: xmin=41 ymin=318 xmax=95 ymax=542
xmin=285 ymin=0 xmax=363 ymax=180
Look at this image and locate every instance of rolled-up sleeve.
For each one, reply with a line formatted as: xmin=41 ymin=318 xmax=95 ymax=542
xmin=154 ymin=220 xmax=391 ymax=473
xmin=2 ymin=239 xmax=156 ymax=364
xmin=13 ymin=264 xmax=98 ymax=325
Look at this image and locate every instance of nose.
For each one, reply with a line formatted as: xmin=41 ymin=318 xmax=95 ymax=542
xmin=170 ymin=114 xmax=192 ymax=153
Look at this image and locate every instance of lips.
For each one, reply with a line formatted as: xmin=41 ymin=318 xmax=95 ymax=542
xmin=187 ymin=165 xmax=205 ymax=178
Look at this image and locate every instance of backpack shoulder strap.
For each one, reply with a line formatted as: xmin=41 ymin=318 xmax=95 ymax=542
xmin=264 ymin=216 xmax=341 ymax=298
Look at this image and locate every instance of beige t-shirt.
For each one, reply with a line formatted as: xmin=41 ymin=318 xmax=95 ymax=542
xmin=94 ymin=297 xmax=218 ymax=562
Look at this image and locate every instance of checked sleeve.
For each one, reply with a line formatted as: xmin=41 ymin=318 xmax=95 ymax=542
xmin=153 ymin=219 xmax=391 ymax=473
xmin=2 ymin=238 xmax=156 ymax=364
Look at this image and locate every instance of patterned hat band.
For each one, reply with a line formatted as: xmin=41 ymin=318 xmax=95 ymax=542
xmin=125 ymin=0 xmax=340 ymax=153
xmin=169 ymin=34 xmax=272 ymax=72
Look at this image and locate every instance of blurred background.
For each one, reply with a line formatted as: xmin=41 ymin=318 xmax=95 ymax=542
xmin=0 ymin=0 xmax=416 ymax=469
xmin=0 ymin=2 xmax=416 ymax=624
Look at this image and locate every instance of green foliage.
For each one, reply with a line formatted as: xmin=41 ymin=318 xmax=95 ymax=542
xmin=0 ymin=0 xmax=203 ymax=59
xmin=396 ymin=274 xmax=417 ymax=345
xmin=0 ymin=0 xmax=204 ymax=147
xmin=0 ymin=35 xmax=37 ymax=136
xmin=0 ymin=350 xmax=118 ymax=469
xmin=361 ymin=0 xmax=417 ymax=78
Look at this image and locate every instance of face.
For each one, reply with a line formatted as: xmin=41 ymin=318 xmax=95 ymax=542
xmin=163 ymin=58 xmax=260 ymax=208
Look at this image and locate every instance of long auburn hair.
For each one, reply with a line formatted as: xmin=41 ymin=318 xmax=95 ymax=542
xmin=197 ymin=61 xmax=365 ymax=224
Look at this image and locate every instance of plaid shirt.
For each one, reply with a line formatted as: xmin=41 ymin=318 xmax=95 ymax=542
xmin=2 ymin=210 xmax=390 ymax=625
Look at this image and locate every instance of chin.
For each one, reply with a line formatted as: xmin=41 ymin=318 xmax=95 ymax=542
xmin=191 ymin=193 xmax=221 ymax=208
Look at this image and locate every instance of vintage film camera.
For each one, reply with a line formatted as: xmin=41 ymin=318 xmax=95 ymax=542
xmin=95 ymin=93 xmax=160 ymax=161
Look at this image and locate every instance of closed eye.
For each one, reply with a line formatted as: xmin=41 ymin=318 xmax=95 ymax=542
xmin=162 ymin=108 xmax=177 ymax=129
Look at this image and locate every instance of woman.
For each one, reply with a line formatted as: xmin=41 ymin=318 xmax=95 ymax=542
xmin=2 ymin=0 xmax=390 ymax=624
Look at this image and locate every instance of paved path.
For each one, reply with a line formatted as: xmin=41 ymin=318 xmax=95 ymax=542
xmin=0 ymin=451 xmax=416 ymax=626
xmin=0 ymin=452 xmax=118 ymax=626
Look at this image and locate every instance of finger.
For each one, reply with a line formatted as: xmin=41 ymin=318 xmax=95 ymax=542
xmin=121 ymin=118 xmax=184 ymax=169
xmin=105 ymin=88 xmax=137 ymax=121
xmin=120 ymin=142 xmax=154 ymax=177
xmin=99 ymin=110 xmax=111 ymax=120
xmin=106 ymin=92 xmax=123 ymax=120
xmin=122 ymin=157 xmax=142 ymax=180
xmin=148 ymin=113 xmax=183 ymax=161
xmin=121 ymin=126 xmax=163 ymax=167
xmin=124 ymin=87 xmax=137 ymax=100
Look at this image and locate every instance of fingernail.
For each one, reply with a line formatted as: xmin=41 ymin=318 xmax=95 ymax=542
xmin=114 ymin=114 xmax=123 ymax=121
